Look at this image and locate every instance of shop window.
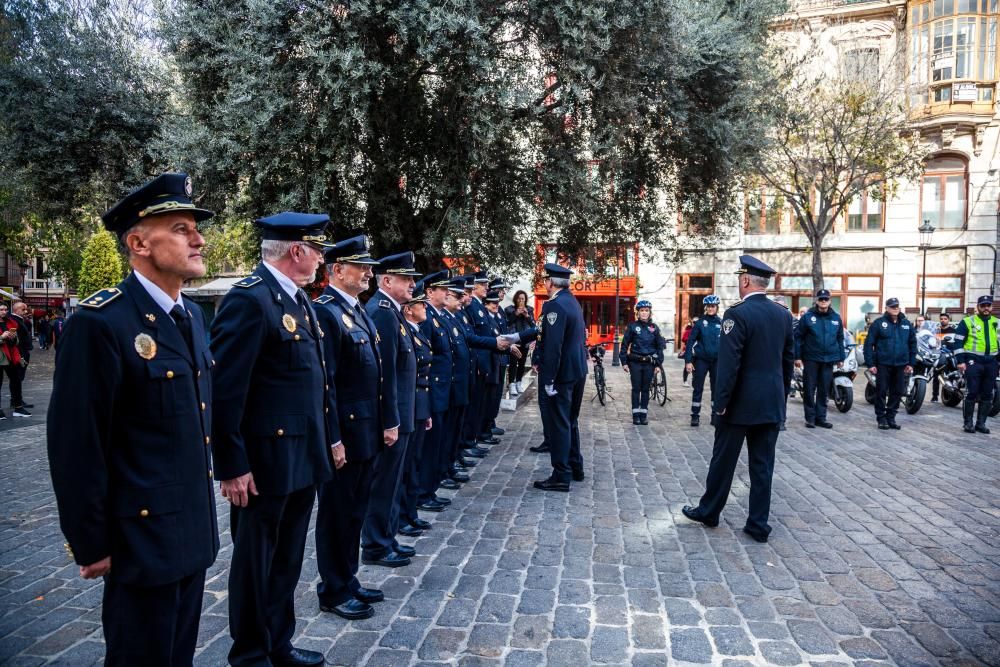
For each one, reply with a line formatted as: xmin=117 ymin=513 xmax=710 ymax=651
xmin=921 ymin=156 xmax=967 ymax=229
xmin=917 ymin=274 xmax=965 ymax=312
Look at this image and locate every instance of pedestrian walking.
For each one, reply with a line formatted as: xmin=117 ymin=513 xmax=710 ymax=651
xmin=0 ymin=303 xmax=29 ymax=418
xmin=36 ymin=313 xmax=50 ymax=350
xmin=619 ymin=299 xmax=666 ymax=425
xmin=10 ymin=301 xmax=32 ymax=407
xmin=47 ymin=173 xmax=218 ymax=666
xmin=211 ymin=212 xmax=333 ymax=667
xmin=950 ymin=295 xmax=998 ymax=434
xmin=863 ymin=298 xmax=916 ymax=431
xmin=794 ymin=289 xmax=846 ymax=429
xmin=684 ymin=295 xmax=722 ymax=427
xmin=532 ymin=263 xmax=587 ymax=492
xmin=682 ymin=255 xmax=794 ymax=543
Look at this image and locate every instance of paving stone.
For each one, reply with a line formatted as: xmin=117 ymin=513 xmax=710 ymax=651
xmin=630 ymin=614 xmax=665 ymax=649
xmin=759 ymin=641 xmax=802 ymax=666
xmin=709 ymin=625 xmax=754 ymax=656
xmin=839 ymin=636 xmax=889 ymax=660
xmin=901 ymin=621 xmax=963 ymax=657
xmin=590 ymin=625 xmax=628 ymax=663
xmin=517 ymin=589 xmax=555 ymax=615
xmin=418 ymin=629 xmax=465 ymax=661
xmin=504 ymin=649 xmax=545 ymax=667
xmin=511 ymin=615 xmax=550 ymax=649
xmin=787 ymin=620 xmax=838 ymax=654
xmin=465 ymin=623 xmax=509 ymax=657
xmin=552 ymin=606 xmax=590 ymax=639
xmin=670 ymin=628 xmax=713 ymax=663
xmin=815 ymin=605 xmax=863 ymax=635
xmin=546 ymin=639 xmax=589 ymax=667
xmin=870 ymin=629 xmax=938 ymax=666
xmin=475 ymin=594 xmax=516 ymax=623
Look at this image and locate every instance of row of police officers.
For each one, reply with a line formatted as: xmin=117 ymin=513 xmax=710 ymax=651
xmin=45 ymin=174 xmax=538 ymax=667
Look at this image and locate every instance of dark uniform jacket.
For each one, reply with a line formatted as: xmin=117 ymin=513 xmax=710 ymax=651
xmin=421 ymin=305 xmax=454 ymax=414
xmin=210 ymin=264 xmax=332 ymax=495
xmin=863 ymin=314 xmax=917 ymax=368
xmin=367 ymin=290 xmax=417 ymax=434
xmin=714 ymin=293 xmax=795 ymax=425
xmin=620 ymin=319 xmax=666 ymax=365
xmin=482 ymin=310 xmax=503 ymax=385
xmin=411 ymin=322 xmax=433 ymax=422
xmin=465 ymin=297 xmax=494 ymax=373
xmin=314 ymin=287 xmax=384 ymax=462
xmin=47 ymin=273 xmax=219 ymax=586
xmin=684 ymin=314 xmax=722 ymax=363
xmin=794 ymin=306 xmax=847 ymax=363
xmin=537 ymin=289 xmax=588 ymax=387
xmin=444 ymin=308 xmax=473 ymax=407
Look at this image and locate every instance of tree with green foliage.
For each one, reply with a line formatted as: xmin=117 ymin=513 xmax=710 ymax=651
xmin=165 ymin=0 xmax=786 ymax=271
xmin=77 ymin=229 xmax=125 ymax=298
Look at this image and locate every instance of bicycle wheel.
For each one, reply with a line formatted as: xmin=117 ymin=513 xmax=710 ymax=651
xmin=594 ymin=365 xmax=606 ymax=406
xmin=654 ymin=366 xmax=668 ymax=406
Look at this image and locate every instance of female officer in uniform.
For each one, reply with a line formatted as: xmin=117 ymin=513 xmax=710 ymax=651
xmin=685 ymin=295 xmax=722 ymax=427
xmin=619 ymin=300 xmax=666 ymax=425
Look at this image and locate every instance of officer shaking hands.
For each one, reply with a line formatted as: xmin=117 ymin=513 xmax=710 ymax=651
xmin=47 ymin=173 xmax=219 ymax=666
xmin=619 ymin=299 xmax=666 ymax=425
xmin=683 ymin=255 xmax=794 ymax=544
xmin=794 ymin=289 xmax=846 ymax=429
xmin=950 ymin=295 xmax=998 ymax=434
xmin=211 ymin=212 xmax=332 ymax=667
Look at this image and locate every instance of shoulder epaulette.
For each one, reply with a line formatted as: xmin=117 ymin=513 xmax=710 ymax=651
xmin=80 ymin=287 xmax=123 ymax=309
xmin=234 ymin=275 xmax=262 ymax=288
xmin=728 ymin=299 xmax=744 ymax=308
xmin=313 ymin=294 xmax=335 ymax=305
xmin=379 ymin=299 xmax=391 ymax=308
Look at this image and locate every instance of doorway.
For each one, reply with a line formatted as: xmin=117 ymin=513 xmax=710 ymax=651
xmin=676 ymin=274 xmax=714 ymax=351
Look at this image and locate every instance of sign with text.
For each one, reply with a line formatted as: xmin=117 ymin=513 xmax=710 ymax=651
xmin=952 ymin=82 xmax=977 ymax=102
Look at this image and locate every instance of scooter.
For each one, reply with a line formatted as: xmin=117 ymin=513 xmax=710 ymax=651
xmin=789 ymin=343 xmax=858 ymax=413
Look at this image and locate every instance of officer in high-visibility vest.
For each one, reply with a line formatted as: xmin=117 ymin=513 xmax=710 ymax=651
xmin=949 ymin=295 xmax=999 ymax=434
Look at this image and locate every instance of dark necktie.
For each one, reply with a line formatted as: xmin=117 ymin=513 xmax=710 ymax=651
xmin=170 ymin=305 xmax=195 ymax=358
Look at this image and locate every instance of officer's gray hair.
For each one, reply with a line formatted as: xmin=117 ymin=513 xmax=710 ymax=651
xmin=549 ymin=277 xmax=570 ymax=288
xmin=261 ymin=239 xmax=296 ymax=262
xmin=748 ymin=274 xmax=769 ymax=289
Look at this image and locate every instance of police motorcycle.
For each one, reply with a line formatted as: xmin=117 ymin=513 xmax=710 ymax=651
xmin=789 ymin=340 xmax=858 ymax=413
xmin=863 ymin=329 xmax=937 ymax=414
xmin=934 ymin=334 xmax=1000 ymax=416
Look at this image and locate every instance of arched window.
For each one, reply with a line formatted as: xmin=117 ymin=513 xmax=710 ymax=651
xmin=921 ymin=155 xmax=968 ymax=229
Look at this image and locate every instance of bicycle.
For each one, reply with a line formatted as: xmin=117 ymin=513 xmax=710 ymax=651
xmin=650 ymin=338 xmax=674 ymax=406
xmin=589 ymin=344 xmax=613 ymax=405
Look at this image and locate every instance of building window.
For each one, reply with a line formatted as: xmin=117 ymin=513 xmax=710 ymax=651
xmin=921 ymin=156 xmax=967 ymax=229
xmin=916 ymin=274 xmax=965 ymax=312
xmin=909 ymin=0 xmax=999 ymax=107
xmin=842 ymin=47 xmax=881 ymax=84
xmin=746 ymin=190 xmax=783 ymax=235
xmin=847 ymin=187 xmax=884 ymax=231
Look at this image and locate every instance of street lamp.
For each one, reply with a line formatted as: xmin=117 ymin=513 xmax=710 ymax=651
xmin=918 ymin=219 xmax=935 ymax=316
xmin=18 ymin=262 xmax=29 ymax=298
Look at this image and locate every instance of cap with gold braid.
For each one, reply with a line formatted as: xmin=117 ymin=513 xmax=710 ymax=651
xmin=423 ymin=270 xmax=451 ymax=288
xmin=375 ymin=252 xmax=422 ymax=277
xmin=101 ymin=172 xmax=214 ymax=237
xmin=254 ymin=212 xmax=333 ymax=247
xmin=323 ymin=235 xmax=380 ymax=265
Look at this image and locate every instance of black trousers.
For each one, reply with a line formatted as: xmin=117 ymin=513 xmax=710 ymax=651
xmin=228 ymin=486 xmax=315 ymax=666
xmin=965 ymin=357 xmax=999 ymax=401
xmin=464 ymin=373 xmax=487 ymax=443
xmin=537 ymin=384 xmax=550 ymax=449
xmin=696 ymin=421 xmax=778 ymax=539
xmin=874 ymin=364 xmax=907 ymax=422
xmin=509 ymin=354 xmax=527 ymax=383
xmin=418 ymin=411 xmax=447 ymax=504
xmin=0 ymin=362 xmax=23 ymax=408
xmin=362 ymin=431 xmax=411 ymax=560
xmin=446 ymin=405 xmax=466 ymax=471
xmin=629 ymin=361 xmax=654 ymax=414
xmin=801 ymin=360 xmax=833 ymax=424
xmin=102 ymin=569 xmax=206 ymax=667
xmin=690 ymin=358 xmax=716 ymax=417
xmin=398 ymin=419 xmax=428 ymax=527
xmin=316 ymin=455 xmax=376 ymax=606
xmin=542 ymin=378 xmax=585 ymax=483
xmin=480 ymin=381 xmax=501 ymax=436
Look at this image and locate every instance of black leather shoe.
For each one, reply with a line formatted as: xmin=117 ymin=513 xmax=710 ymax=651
xmin=681 ymin=505 xmax=718 ymax=527
xmin=888 ymin=421 xmax=901 ymax=430
xmin=804 ymin=422 xmax=815 ymax=428
xmin=491 ymin=426 xmax=505 ymax=436
xmin=272 ymin=647 xmax=325 ymax=666
xmin=878 ymin=420 xmax=890 ymax=430
xmin=976 ymin=424 xmax=991 ymax=434
xmin=690 ymin=416 xmax=699 ymax=427
xmin=394 ymin=544 xmax=416 ymax=557
xmin=439 ymin=478 xmax=461 ymax=490
xmin=477 ymin=436 xmax=500 ymax=445
xmin=398 ymin=524 xmax=423 ymax=537
xmin=640 ymin=415 xmax=649 ymax=425
xmin=353 ymin=587 xmax=384 ymax=603
xmin=362 ymin=551 xmax=411 ymax=568
xmin=816 ymin=420 xmax=833 ymax=429
xmin=462 ymin=448 xmax=487 ymax=459
xmin=433 ymin=495 xmax=452 ymax=506
xmin=964 ymin=424 xmax=977 ymax=434
xmin=632 ymin=415 xmax=640 ymax=425
xmin=320 ymin=598 xmax=374 ymax=621
xmin=529 ymin=444 xmax=551 ymax=453
xmin=533 ymin=478 xmax=570 ymax=492
xmin=572 ymin=470 xmax=585 ymax=482
xmin=459 ymin=457 xmax=478 ymax=467
xmin=450 ymin=472 xmax=470 ymax=483
xmin=411 ymin=518 xmax=432 ymax=530
xmin=417 ymin=500 xmax=446 ymax=512
xmin=452 ymin=463 xmax=469 ymax=473
xmin=742 ymin=527 xmax=768 ymax=543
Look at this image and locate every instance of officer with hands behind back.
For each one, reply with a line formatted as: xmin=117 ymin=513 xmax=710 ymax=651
xmin=950 ymin=295 xmax=999 ymax=434
xmin=684 ymin=295 xmax=722 ymax=428
xmin=863 ymin=297 xmax=916 ymax=431
xmin=619 ymin=299 xmax=666 ymax=425
xmin=210 ymin=212 xmax=332 ymax=667
xmin=399 ymin=280 xmax=435 ymax=534
xmin=794 ymin=289 xmax=846 ymax=429
xmin=47 ymin=173 xmax=219 ymax=666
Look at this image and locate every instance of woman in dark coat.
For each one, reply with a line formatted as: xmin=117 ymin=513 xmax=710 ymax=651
xmin=504 ymin=290 xmax=533 ymax=395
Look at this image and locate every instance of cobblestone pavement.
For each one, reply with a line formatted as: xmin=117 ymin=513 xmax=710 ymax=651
xmin=1 ymin=358 xmax=999 ymax=666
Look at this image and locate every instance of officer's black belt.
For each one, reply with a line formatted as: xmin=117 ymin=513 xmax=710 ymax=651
xmin=628 ymin=354 xmax=655 ymax=364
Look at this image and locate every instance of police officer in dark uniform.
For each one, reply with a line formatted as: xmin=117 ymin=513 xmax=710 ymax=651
xmin=794 ymin=288 xmax=846 ymax=429
xmin=442 ymin=278 xmax=476 ymax=483
xmin=362 ymin=252 xmax=421 ymax=568
xmin=399 ymin=280 xmax=434 ymax=534
xmin=949 ymin=295 xmax=999 ymax=433
xmin=312 ymin=236 xmax=386 ymax=621
xmin=863 ymin=297 xmax=916 ymax=431
xmin=684 ymin=295 xmax=722 ymax=427
xmin=47 ymin=173 xmax=218 ymax=666
xmin=533 ymin=263 xmax=588 ymax=492
xmin=487 ymin=276 xmax=512 ymax=432
xmin=211 ymin=212 xmax=332 ymax=667
xmin=682 ymin=255 xmax=794 ymax=544
xmin=619 ymin=299 xmax=666 ymax=425
xmin=465 ymin=271 xmax=500 ymax=446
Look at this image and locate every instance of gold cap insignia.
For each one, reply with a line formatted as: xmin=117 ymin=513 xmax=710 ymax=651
xmin=134 ymin=333 xmax=157 ymax=360
xmin=145 ymin=313 xmax=156 ymax=323
xmin=400 ymin=323 xmax=407 ymax=337
xmin=453 ymin=327 xmax=459 ymax=336
xmin=342 ymin=313 xmax=354 ymax=329
xmin=282 ymin=314 xmax=297 ymax=333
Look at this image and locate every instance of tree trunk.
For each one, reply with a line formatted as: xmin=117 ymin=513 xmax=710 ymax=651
xmin=810 ymin=244 xmax=824 ymax=294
